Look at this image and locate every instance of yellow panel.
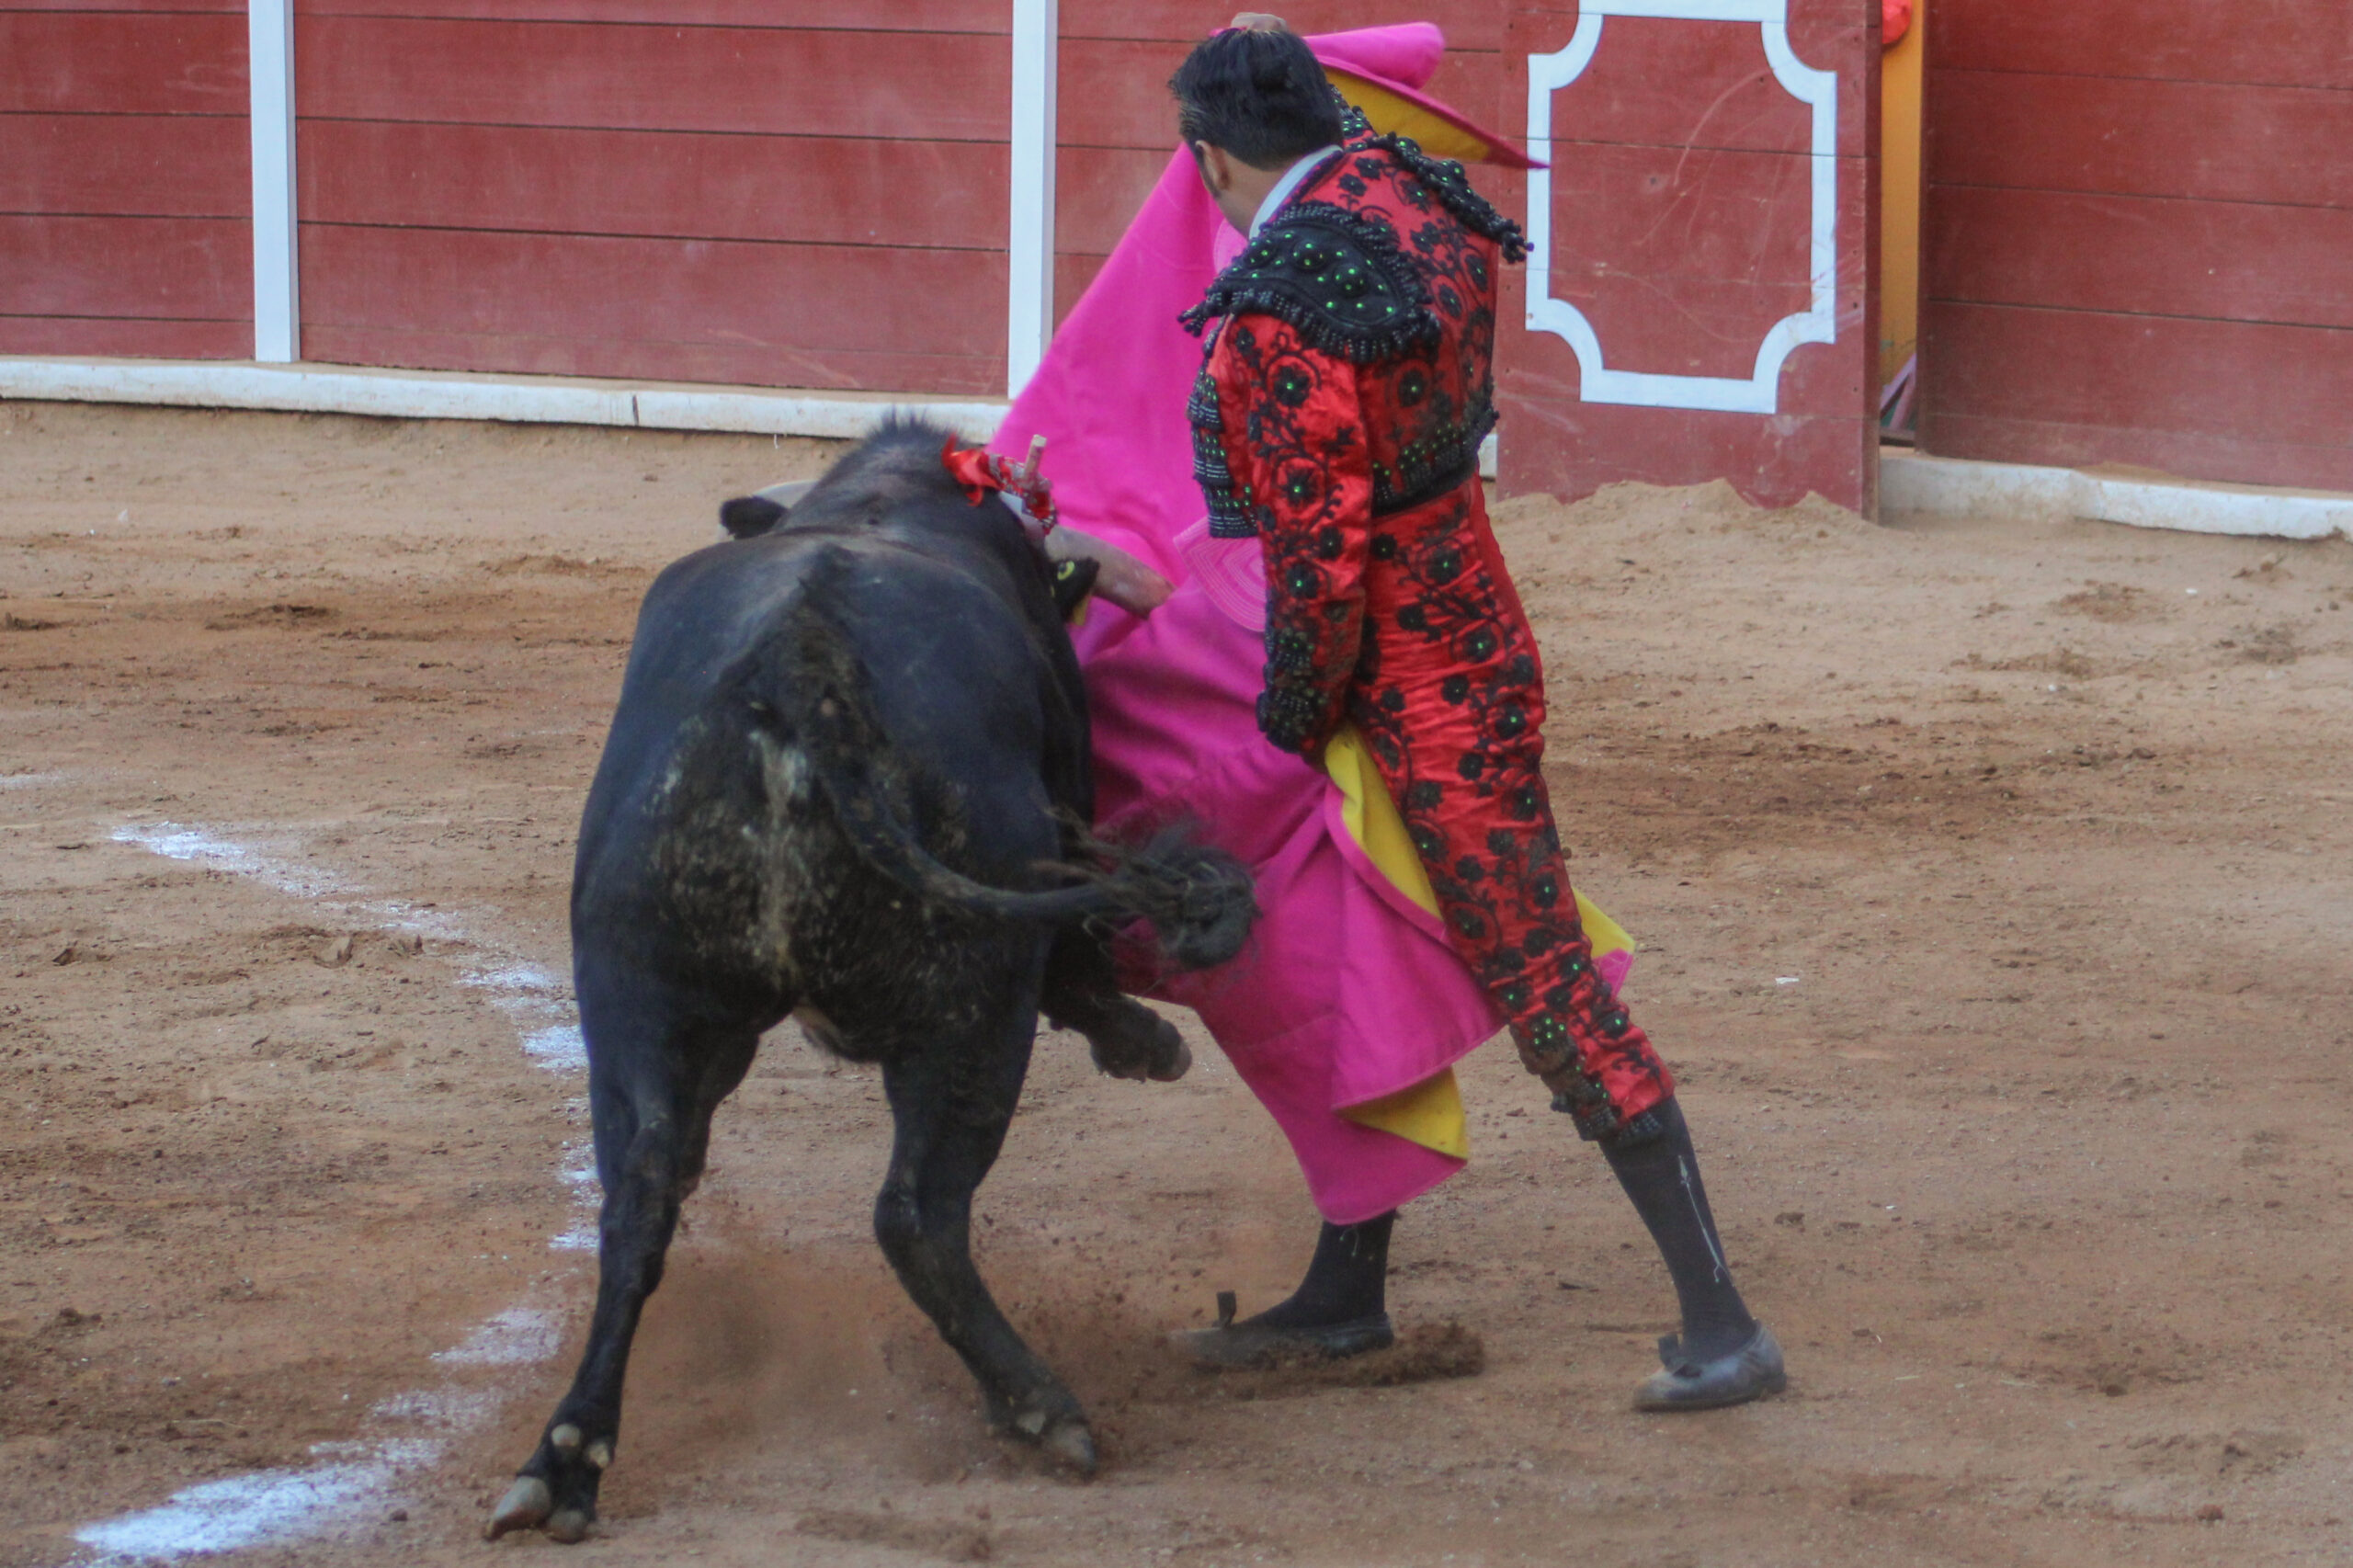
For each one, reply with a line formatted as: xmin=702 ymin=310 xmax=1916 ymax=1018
xmin=1325 ymin=724 xmax=1440 ymax=915
xmin=1343 ymin=1067 xmax=1469 ymax=1160
xmin=1880 ymin=0 xmax=1926 ymax=384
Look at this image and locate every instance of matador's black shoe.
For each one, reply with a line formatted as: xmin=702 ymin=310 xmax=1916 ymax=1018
xmin=1176 ymin=1290 xmax=1394 ymax=1369
xmin=1633 ymin=1323 xmax=1787 ymax=1411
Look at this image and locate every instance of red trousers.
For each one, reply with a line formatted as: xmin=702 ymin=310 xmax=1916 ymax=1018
xmin=1349 ymin=482 xmax=1675 ymax=1139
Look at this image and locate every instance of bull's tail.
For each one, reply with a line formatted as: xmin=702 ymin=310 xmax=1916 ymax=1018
xmin=756 ymin=554 xmax=1256 ymax=972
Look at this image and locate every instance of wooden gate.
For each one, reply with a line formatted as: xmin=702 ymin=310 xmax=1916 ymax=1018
xmin=1919 ymin=2 xmax=2353 ymax=493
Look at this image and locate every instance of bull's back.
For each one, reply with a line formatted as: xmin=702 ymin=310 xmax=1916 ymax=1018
xmin=571 ymin=529 xmax=1062 ymax=1018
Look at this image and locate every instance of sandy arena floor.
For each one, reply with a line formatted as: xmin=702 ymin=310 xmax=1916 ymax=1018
xmin=2 ymin=401 xmax=2350 ymax=1568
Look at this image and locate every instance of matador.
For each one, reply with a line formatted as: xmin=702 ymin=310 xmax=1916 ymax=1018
xmin=1162 ymin=19 xmax=1785 ymax=1408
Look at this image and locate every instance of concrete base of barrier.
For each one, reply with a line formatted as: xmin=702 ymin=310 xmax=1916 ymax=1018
xmin=1882 ymin=449 xmax=2353 ymax=541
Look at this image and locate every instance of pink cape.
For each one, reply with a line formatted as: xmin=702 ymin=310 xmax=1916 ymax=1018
xmin=993 ymin=25 xmax=1506 ymax=1224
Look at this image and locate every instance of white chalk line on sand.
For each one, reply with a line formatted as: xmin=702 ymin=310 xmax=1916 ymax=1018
xmin=108 ymin=823 xmax=586 ymax=1071
xmin=76 ymin=822 xmax=598 ymax=1564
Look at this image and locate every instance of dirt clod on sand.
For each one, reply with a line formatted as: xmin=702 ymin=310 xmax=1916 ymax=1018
xmin=4 ymin=401 xmax=2353 ymax=1568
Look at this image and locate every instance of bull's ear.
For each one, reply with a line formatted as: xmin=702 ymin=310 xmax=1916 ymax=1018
xmin=719 ymin=495 xmax=788 ymax=539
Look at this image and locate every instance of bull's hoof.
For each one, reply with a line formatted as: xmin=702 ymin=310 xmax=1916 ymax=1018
xmin=1146 ymin=1036 xmax=1191 ymax=1084
xmin=1084 ymin=999 xmax=1189 ymax=1084
xmin=486 ymin=1475 xmax=597 ymax=1546
xmin=488 ymin=1420 xmax=611 ymax=1544
xmin=485 ymin=1477 xmax=551 ymax=1540
xmin=992 ymin=1392 xmax=1097 ymax=1478
xmin=1040 ymin=1417 xmax=1098 ymax=1476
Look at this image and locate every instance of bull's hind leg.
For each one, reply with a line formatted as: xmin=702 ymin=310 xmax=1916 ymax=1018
xmin=490 ymin=978 xmax=762 ymax=1542
xmin=1040 ymin=925 xmax=1190 ymax=1083
xmin=876 ymin=982 xmax=1097 ymax=1473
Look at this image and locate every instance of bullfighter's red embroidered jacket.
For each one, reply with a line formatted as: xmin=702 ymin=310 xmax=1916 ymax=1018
xmin=1183 ymin=126 xmax=1677 ymax=1141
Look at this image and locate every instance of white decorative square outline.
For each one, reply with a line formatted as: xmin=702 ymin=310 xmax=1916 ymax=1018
xmin=1525 ymin=0 xmax=1838 ymax=414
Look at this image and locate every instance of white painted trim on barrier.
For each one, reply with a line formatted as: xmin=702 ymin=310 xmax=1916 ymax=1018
xmin=1525 ymin=1 xmax=1837 ymax=414
xmin=1006 ymin=0 xmax=1060 ymax=398
xmin=247 ymin=0 xmax=299 ymax=364
xmin=0 ymin=358 xmax=1009 ymax=442
xmin=1882 ymin=450 xmax=2353 ymax=541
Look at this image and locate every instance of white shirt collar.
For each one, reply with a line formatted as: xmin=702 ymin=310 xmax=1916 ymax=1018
xmin=1248 ymin=145 xmax=1344 ymax=237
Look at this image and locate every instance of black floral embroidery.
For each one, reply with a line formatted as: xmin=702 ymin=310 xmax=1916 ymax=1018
xmin=1179 ymin=203 xmax=1439 ymax=363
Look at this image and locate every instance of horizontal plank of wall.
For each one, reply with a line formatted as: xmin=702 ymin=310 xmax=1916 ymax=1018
xmin=0 ymin=112 xmax=248 ymax=216
xmin=301 ymin=120 xmax=1008 ymax=250
xmin=1928 ymin=70 xmax=2353 ymax=212
xmin=1 ymin=11 xmax=246 ymax=114
xmin=1920 ymin=302 xmax=2353 ymax=484
xmin=278 ymin=0 xmax=1499 ymax=43
xmin=296 ymin=17 xmax=1009 ymax=140
xmin=1922 ymin=415 xmax=2353 ymax=500
xmin=299 ymin=223 xmax=1017 ymax=360
xmin=294 ymin=0 xmax=1006 ymax=27
xmin=0 ymin=214 xmax=251 ymax=319
xmin=298 ymin=120 xmax=1170 ymax=291
xmin=1935 ymin=0 xmax=2353 ymax=91
xmin=0 ymin=317 xmax=253 ymax=357
xmin=297 ymin=324 xmax=1006 ymax=401
xmin=0 ymin=1 xmax=242 ymax=13
xmin=1061 ymin=0 xmax=1504 ymax=51
xmin=1928 ymin=187 xmax=2353 ymax=331
xmin=299 ymin=225 xmax=1007 ymax=393
xmin=1060 ymin=36 xmax=1502 ymax=149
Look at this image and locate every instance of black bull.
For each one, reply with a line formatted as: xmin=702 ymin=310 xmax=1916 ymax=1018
xmin=489 ymin=423 xmax=1256 ymax=1542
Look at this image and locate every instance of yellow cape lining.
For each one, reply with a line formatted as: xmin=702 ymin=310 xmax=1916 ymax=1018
xmin=1321 ymin=726 xmax=1633 ymax=1160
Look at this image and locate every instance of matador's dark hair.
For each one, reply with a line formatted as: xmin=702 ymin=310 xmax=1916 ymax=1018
xmin=1169 ymin=27 xmax=1344 ymax=171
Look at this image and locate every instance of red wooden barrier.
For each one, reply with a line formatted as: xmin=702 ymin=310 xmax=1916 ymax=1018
xmin=0 ymin=3 xmax=251 ymax=360
xmin=1498 ymin=0 xmax=1880 ymax=514
xmin=1920 ymin=0 xmax=2353 ymax=493
xmin=292 ymin=2 xmax=1013 ymax=393
xmin=3 ymin=0 xmax=1888 ymax=514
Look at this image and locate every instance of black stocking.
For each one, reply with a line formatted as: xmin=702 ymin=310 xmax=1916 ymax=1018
xmin=1600 ymin=1097 xmax=1756 ymax=1359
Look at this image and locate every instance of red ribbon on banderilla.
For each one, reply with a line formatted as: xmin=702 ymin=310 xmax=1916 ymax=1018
xmin=941 ymin=435 xmax=1059 ymax=540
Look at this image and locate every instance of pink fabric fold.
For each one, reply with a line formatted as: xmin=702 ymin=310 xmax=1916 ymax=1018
xmin=992 ymin=24 xmax=1507 ymax=1225
xmin=1306 ymin=22 xmax=1446 ymax=90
